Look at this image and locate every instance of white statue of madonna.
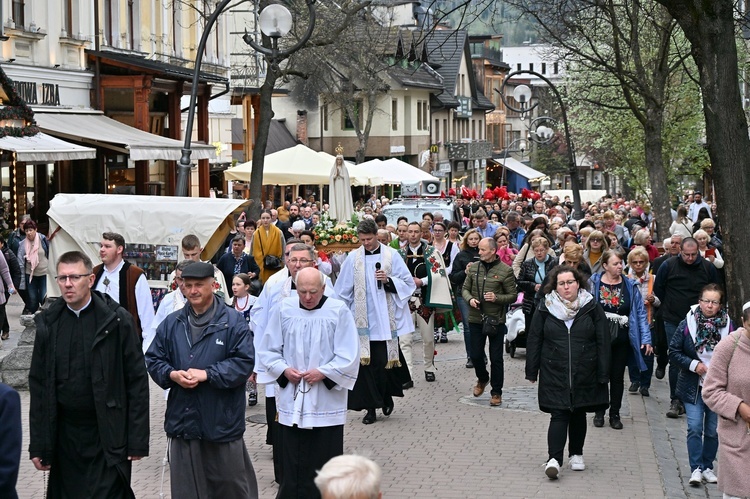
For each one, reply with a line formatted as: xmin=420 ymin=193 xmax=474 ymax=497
xmin=328 ymin=145 xmax=354 ymax=223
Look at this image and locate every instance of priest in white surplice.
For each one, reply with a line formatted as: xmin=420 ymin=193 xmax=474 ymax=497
xmin=259 ymin=268 xmax=359 ymax=499
xmin=334 ymin=219 xmax=416 ymax=425
xmin=328 ymin=148 xmax=354 ymax=223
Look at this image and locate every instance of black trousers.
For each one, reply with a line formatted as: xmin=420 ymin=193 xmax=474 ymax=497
xmin=548 ymin=409 xmax=587 ymax=464
xmin=276 ymin=425 xmax=343 ymax=499
xmin=597 ymin=335 xmax=629 ymax=418
xmin=469 ymin=322 xmax=506 ymax=396
xmin=265 ymin=396 xmax=283 ymax=484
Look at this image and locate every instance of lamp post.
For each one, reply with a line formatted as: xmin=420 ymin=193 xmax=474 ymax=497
xmin=498 ymin=70 xmax=582 ymax=218
xmin=499 ymin=137 xmax=526 ymax=187
xmin=176 ymin=0 xmax=316 ymax=197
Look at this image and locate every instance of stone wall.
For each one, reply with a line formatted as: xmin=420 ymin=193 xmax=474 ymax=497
xmin=0 ymin=315 xmax=36 ymax=390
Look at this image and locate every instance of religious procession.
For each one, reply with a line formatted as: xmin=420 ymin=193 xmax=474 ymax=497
xmin=0 ymin=148 xmax=748 ymax=499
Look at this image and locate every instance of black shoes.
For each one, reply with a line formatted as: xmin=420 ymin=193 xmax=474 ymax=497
xmin=667 ymin=399 xmax=685 ymax=418
xmin=628 ymin=382 xmax=640 ymax=393
xmin=655 ymin=366 xmax=666 ymax=380
xmin=639 ymin=386 xmax=650 ymax=397
xmin=593 ymin=412 xmax=605 ymax=427
xmin=425 ymin=372 xmax=436 ymax=382
xmin=383 ymin=404 xmax=393 ymax=416
xmin=0 ymin=331 xmax=8 ymax=341
xmin=362 ymin=409 xmax=376 ymax=424
xmin=465 ymin=359 xmax=474 ymax=368
xmin=609 ymin=416 xmax=623 ymax=430
xmin=402 ymin=380 xmax=414 ymax=390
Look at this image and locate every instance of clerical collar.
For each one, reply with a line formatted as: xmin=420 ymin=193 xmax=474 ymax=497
xmin=67 ymin=296 xmax=93 ymax=317
xmin=300 ymin=295 xmax=328 ymax=311
xmin=365 ymin=247 xmax=380 ymax=255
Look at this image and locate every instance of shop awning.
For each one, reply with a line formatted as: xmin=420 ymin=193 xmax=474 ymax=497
xmin=34 ymin=112 xmax=216 ymax=161
xmin=494 ymin=156 xmax=547 ymax=182
xmin=0 ymin=132 xmax=96 ymax=162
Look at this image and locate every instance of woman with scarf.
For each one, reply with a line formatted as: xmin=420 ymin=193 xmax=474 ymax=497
xmin=582 ymin=230 xmax=609 ymax=275
xmin=702 ymin=302 xmax=750 ymax=499
xmin=589 ymin=250 xmax=652 ymax=430
xmin=526 ymin=265 xmax=610 ymax=479
xmin=668 ymin=283 xmax=734 ymax=487
xmin=16 ymin=220 xmax=48 ymax=314
xmin=624 ymin=247 xmax=660 ymax=397
xmin=449 ymin=229 xmax=481 ymax=368
xmin=252 ymin=210 xmax=284 ymax=285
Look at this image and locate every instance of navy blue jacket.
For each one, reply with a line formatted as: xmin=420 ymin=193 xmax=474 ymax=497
xmin=668 ymin=308 xmax=733 ymax=405
xmin=146 ymin=294 xmax=254 ymax=442
xmin=0 ymin=383 xmax=21 ymax=499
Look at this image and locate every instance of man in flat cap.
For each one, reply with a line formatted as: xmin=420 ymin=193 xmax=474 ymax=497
xmin=146 ymin=262 xmax=258 ymax=498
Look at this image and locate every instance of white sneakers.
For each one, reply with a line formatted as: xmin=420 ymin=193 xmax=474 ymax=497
xmin=689 ymin=468 xmax=703 ymax=486
xmin=545 ymin=458 xmax=561 ymax=479
xmin=702 ymin=468 xmax=718 ymax=484
xmin=569 ymin=455 xmax=585 ymax=471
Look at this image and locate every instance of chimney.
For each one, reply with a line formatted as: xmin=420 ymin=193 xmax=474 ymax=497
xmin=296 ymin=110 xmax=308 ymax=146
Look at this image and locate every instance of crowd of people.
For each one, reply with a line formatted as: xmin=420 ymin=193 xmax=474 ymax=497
xmin=1 ymin=186 xmax=748 ymax=499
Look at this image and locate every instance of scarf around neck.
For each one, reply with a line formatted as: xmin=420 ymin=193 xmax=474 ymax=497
xmin=24 ymin=233 xmax=41 ymax=281
xmin=353 ymin=245 xmax=399 ymax=368
xmin=545 ymin=289 xmax=593 ymax=321
xmin=694 ymin=307 xmax=728 ymax=353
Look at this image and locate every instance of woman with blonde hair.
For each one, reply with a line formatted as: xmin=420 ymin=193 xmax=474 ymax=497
xmin=693 ymin=229 xmax=724 ymax=269
xmin=670 ymin=206 xmax=694 ymax=238
xmin=560 ymin=242 xmax=592 ymax=283
xmin=625 ymin=247 xmax=660 ymax=396
xmin=583 ymin=230 xmax=610 ymax=275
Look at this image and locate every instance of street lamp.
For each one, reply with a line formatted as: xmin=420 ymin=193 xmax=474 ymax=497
xmin=498 ymin=70 xmax=583 ymax=218
xmin=176 ymin=0 xmax=316 ymax=197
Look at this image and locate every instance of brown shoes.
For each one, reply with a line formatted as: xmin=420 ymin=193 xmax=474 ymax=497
xmin=490 ymin=394 xmax=502 ymax=406
xmin=473 ymin=379 xmax=489 ymax=397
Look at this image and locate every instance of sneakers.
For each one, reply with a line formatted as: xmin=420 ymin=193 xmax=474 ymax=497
xmin=473 ymin=379 xmax=489 ymax=397
xmin=569 ymin=455 xmax=585 ymax=471
xmin=667 ymin=399 xmax=685 ymax=418
xmin=628 ymin=382 xmax=640 ymax=393
xmin=702 ymin=468 xmax=718 ymax=483
xmin=439 ymin=330 xmax=448 ymax=343
xmin=434 ymin=329 xmax=441 ymax=342
xmin=689 ymin=467 xmax=703 ymax=486
xmin=246 ymin=379 xmax=257 ymax=407
xmin=544 ymin=458 xmax=561 ymax=479
xmin=490 ymin=394 xmax=502 ymax=406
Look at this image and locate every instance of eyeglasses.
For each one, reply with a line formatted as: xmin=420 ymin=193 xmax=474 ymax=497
xmin=699 ymin=298 xmax=721 ymax=306
xmin=557 ymin=280 xmax=578 ymax=287
xmin=55 ymin=273 xmax=92 ymax=283
xmin=288 ymin=258 xmax=315 ymax=265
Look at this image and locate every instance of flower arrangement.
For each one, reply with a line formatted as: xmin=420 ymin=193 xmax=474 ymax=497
xmin=313 ymin=211 xmax=360 ymax=246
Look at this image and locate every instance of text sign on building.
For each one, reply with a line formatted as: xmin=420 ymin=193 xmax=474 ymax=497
xmin=12 ymin=81 xmax=61 ymax=106
xmin=455 ymin=96 xmax=472 ymax=118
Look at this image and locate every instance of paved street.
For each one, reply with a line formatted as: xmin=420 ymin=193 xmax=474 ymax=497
xmin=2 ymin=294 xmax=725 ymax=498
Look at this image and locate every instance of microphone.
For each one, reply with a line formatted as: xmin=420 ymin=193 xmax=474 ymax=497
xmin=375 ymin=262 xmax=382 ymax=289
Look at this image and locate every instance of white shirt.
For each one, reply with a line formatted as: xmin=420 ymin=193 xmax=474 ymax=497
xmin=95 ymin=259 xmax=155 ymax=342
xmin=143 ymin=289 xmax=187 ymax=353
xmin=259 ymin=297 xmax=359 ymax=428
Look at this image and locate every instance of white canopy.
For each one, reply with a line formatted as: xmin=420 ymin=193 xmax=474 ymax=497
xmin=0 ymin=132 xmax=96 ymax=162
xmin=357 ymin=158 xmax=438 ymax=184
xmin=46 ymin=194 xmax=249 ymax=295
xmin=35 ymin=112 xmax=216 ymax=161
xmin=223 ymin=144 xmax=381 ymax=186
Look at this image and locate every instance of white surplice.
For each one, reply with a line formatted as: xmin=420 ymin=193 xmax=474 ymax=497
xmin=259 ymin=296 xmax=360 ymax=428
xmin=251 ymin=275 xmax=335 ymax=393
xmin=334 ymin=244 xmax=415 ymax=340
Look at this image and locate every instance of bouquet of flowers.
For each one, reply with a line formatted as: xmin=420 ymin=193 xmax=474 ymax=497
xmin=313 ymin=212 xmax=360 ymax=246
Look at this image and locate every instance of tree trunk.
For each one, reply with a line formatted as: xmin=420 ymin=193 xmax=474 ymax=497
xmin=655 ymin=0 xmax=750 ymax=319
xmin=642 ymin=108 xmax=672 ymax=241
xmin=248 ymin=70 xmax=277 ymax=221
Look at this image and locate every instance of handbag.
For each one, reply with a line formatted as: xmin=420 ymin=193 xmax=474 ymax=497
xmin=476 ymin=264 xmax=502 ymax=338
xmin=258 ymin=229 xmax=282 ymax=270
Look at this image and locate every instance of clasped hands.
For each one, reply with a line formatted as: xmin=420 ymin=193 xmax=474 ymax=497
xmin=170 ymin=368 xmax=208 ymax=389
xmin=284 ymin=367 xmax=324 ymax=386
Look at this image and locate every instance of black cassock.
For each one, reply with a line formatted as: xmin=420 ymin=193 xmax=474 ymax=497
xmin=47 ymin=307 xmax=134 ymax=499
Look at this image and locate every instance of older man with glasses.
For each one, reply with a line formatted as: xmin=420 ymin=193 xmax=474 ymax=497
xmin=654 ymin=237 xmax=720 ymax=419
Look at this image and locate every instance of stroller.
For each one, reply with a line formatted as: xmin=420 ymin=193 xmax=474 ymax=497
xmin=505 ymin=297 xmax=526 ymax=358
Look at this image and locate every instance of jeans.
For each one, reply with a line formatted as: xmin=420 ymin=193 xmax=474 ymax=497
xmin=25 ymin=274 xmax=46 ymax=313
xmin=664 ymin=321 xmax=680 ymax=400
xmin=469 ymin=322 xmax=505 ymax=396
xmin=684 ymin=388 xmax=718 ymax=471
xmin=627 ymin=341 xmax=655 ymax=388
xmin=548 ymin=408 xmax=587 ymax=464
xmin=455 ymin=293 xmax=472 ymax=359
